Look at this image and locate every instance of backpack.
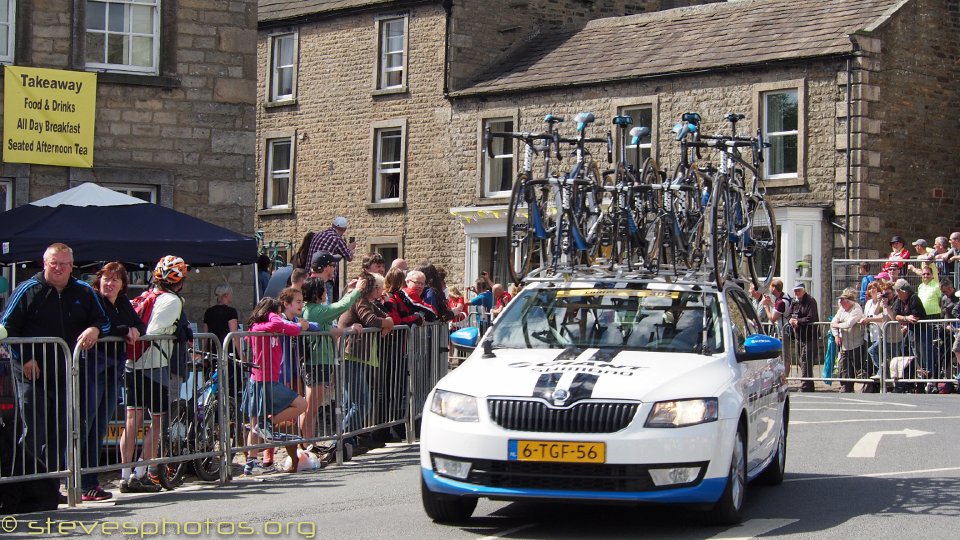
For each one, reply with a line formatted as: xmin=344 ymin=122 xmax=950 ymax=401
xmin=125 ymin=288 xmax=169 ymax=361
xmin=778 ymin=293 xmax=794 ymax=338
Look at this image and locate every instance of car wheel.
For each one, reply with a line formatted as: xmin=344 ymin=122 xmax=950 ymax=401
xmin=757 ymin=410 xmax=787 ymax=486
xmin=705 ymin=425 xmax=746 ymax=525
xmin=421 ymin=477 xmax=477 ymax=523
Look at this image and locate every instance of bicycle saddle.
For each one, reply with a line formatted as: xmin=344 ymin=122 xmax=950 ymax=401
xmin=681 ymin=112 xmax=701 ymax=125
xmin=724 ymin=112 xmax=746 ymax=123
xmin=575 ymin=112 xmax=596 ymax=132
xmin=629 ymin=126 xmax=650 ymax=145
xmin=612 ymin=115 xmax=633 ymax=126
xmin=544 ymin=114 xmax=565 ymax=125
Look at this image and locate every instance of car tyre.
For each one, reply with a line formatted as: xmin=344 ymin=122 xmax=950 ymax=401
xmin=756 ymin=410 xmax=787 ymax=486
xmin=705 ymin=425 xmax=746 ymax=525
xmin=421 ymin=477 xmax=477 ymax=523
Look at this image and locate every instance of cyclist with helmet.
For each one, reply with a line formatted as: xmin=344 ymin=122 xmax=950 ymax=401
xmin=119 ymin=255 xmax=187 ymax=493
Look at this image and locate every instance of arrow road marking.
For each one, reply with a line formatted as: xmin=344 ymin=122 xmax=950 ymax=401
xmin=847 ymin=429 xmax=934 ymax=458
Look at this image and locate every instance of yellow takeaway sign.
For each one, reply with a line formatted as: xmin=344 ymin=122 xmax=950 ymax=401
xmin=3 ymin=66 xmax=97 ymax=168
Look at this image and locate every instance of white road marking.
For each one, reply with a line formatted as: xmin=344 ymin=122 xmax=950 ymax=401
xmin=707 ymin=518 xmax=798 ymax=539
xmin=480 ymin=523 xmax=538 ymax=539
xmin=791 ymin=415 xmax=960 ymax=425
xmin=786 ymin=466 xmax=960 ymax=483
xmin=791 ymin=409 xmax=940 ymax=413
xmin=790 ymin=396 xmax=917 ymax=407
xmin=847 ymin=429 xmax=934 ymax=458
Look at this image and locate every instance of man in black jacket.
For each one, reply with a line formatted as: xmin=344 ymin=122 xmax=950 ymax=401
xmin=0 ymin=243 xmax=110 ymax=473
xmin=788 ymin=283 xmax=819 ymax=392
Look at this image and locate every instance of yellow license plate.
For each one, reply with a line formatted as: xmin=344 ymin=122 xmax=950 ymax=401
xmin=509 ymin=440 xmax=605 ymax=463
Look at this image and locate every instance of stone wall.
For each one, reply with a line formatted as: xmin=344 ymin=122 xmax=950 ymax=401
xmin=862 ymin=0 xmax=960 ymax=257
xmin=1 ymin=0 xmax=259 ymax=320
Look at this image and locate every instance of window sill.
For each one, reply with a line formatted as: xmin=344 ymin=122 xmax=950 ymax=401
xmin=93 ymin=72 xmax=181 ymax=88
xmin=371 ymin=86 xmax=408 ymax=97
xmin=478 ymin=196 xmax=511 ymax=205
xmin=366 ymin=201 xmax=405 ymax=210
xmin=763 ymin=176 xmax=804 ymax=188
xmin=257 ymin=207 xmax=294 ymax=216
xmin=264 ymin=99 xmax=298 ymax=109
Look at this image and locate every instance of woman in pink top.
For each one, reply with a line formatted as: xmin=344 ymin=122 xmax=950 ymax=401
xmin=241 ymin=297 xmax=308 ymax=475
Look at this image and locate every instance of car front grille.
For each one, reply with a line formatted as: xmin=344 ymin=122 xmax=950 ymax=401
xmin=438 ymin=457 xmax=708 ymax=492
xmin=487 ymin=399 xmax=640 ymax=433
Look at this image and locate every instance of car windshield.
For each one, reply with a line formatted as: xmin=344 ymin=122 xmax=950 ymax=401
xmin=491 ymin=285 xmax=724 ymax=354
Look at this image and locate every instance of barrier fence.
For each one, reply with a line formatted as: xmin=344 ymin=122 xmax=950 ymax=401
xmin=769 ymin=318 xmax=960 ymax=392
xmin=0 ymin=321 xmax=452 ymax=507
xmin=831 ymin=259 xmax=959 ymax=306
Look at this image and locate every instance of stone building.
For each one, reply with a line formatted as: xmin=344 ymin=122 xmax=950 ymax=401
xmin=256 ymin=0 xmax=960 ymax=305
xmin=1 ymin=0 xmax=258 ymax=318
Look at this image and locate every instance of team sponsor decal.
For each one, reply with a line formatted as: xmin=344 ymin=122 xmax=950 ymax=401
xmin=508 ymin=347 xmax=646 ymax=379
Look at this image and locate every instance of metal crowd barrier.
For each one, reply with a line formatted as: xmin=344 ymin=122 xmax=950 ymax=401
xmin=0 ymin=337 xmax=77 ymax=504
xmin=767 ymin=317 xmax=959 ymax=393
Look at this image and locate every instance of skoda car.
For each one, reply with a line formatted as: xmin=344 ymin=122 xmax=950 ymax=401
xmin=420 ymin=276 xmax=787 ymax=524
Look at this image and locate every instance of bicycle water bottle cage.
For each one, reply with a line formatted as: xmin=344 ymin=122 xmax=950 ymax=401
xmin=681 ymin=112 xmax=701 ymax=125
xmin=613 ymin=115 xmax=633 ymax=126
xmin=544 ymin=114 xmax=564 ymax=125
xmin=575 ymin=112 xmax=596 ymax=132
xmin=630 ymin=126 xmax=650 ymax=145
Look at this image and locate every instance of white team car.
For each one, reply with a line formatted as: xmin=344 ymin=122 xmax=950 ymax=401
xmin=420 ymin=275 xmax=788 ymax=524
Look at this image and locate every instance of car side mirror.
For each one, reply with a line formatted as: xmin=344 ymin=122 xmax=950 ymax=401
xmin=736 ymin=334 xmax=782 ymax=362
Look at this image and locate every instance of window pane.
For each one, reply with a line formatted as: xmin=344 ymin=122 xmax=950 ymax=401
xmin=769 ymin=134 xmax=798 ymax=175
xmin=0 ymin=27 xmax=7 ymax=56
xmin=380 ymin=172 xmax=400 ymax=199
xmin=278 ymin=36 xmax=294 ymax=65
xmin=85 ymin=33 xmax=105 ymax=63
xmin=87 ymin=1 xmax=106 ymax=30
xmin=272 ymin=141 xmax=291 ymax=170
xmin=272 ymin=177 xmax=289 ymax=207
xmin=765 ymin=91 xmax=798 ymax=132
xmin=278 ymin=67 xmax=293 ymax=96
xmin=106 ymin=34 xmax=127 ymax=64
xmin=380 ymin=132 xmax=401 ymax=162
xmin=131 ymin=36 xmax=153 ymax=67
xmin=0 ymin=1 xmax=8 ymax=21
xmin=131 ymin=5 xmax=153 ymax=34
xmin=107 ymin=2 xmax=126 ymax=32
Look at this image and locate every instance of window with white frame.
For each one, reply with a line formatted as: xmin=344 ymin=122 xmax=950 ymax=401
xmin=85 ymin=0 xmax=160 ymax=74
xmin=376 ymin=16 xmax=406 ymax=91
xmin=265 ymin=138 xmax=293 ymax=209
xmin=268 ymin=32 xmax=297 ymax=103
xmin=108 ymin=184 xmax=157 ymax=203
xmin=482 ymin=117 xmax=514 ymax=198
xmin=370 ymin=243 xmax=399 ymax=270
xmin=373 ymin=127 xmax=403 ymax=203
xmin=1 ymin=179 xmax=12 ymax=211
xmin=762 ymin=90 xmax=799 ymax=178
xmin=0 ymin=0 xmax=16 ymax=64
xmin=619 ymin=105 xmax=653 ymax=171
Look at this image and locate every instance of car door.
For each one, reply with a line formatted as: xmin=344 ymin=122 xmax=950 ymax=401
xmin=724 ymin=287 xmax=767 ymax=471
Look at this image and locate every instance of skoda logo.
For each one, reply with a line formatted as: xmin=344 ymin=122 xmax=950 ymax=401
xmin=551 ymin=389 xmax=569 ymax=405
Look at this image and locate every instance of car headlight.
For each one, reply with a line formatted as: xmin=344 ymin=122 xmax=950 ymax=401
xmin=430 ymin=390 xmax=479 ymax=422
xmin=644 ymin=398 xmax=718 ymax=428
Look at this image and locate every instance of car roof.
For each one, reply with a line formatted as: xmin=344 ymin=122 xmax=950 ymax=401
xmin=521 ymin=268 xmax=745 ymax=295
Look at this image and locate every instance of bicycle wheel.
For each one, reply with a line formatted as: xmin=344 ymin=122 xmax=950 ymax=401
xmin=506 ymin=175 xmax=539 ymax=284
xmin=580 ymin=162 xmax=605 ymax=265
xmin=635 ymin=158 xmax=662 ymax=271
xmin=745 ymin=198 xmax=778 ymax=290
xmin=710 ymin=181 xmax=737 ymax=285
xmin=191 ymin=397 xmax=234 ymax=482
xmin=157 ymin=401 xmax=190 ymax=490
xmin=676 ymin=169 xmax=706 ymax=270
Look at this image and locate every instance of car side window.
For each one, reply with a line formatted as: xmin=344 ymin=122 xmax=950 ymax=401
xmin=725 ymin=290 xmax=751 ymax=354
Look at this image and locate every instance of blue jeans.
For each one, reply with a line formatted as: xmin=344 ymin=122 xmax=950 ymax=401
xmin=14 ymin=371 xmax=68 ymax=474
xmin=868 ymin=339 xmax=906 ymax=373
xmin=80 ymin=364 xmax=121 ymax=491
xmin=342 ymin=361 xmax=369 ymax=434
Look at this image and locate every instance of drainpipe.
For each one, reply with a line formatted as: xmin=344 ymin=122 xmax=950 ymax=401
xmin=442 ymin=0 xmax=452 ymax=98
xmin=845 ymin=54 xmax=852 ymax=259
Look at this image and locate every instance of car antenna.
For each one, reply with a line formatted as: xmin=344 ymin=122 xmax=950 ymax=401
xmin=481 ymin=338 xmax=496 ymax=358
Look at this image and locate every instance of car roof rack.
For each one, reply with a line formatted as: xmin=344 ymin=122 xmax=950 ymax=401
xmin=522 ymin=263 xmax=749 ymax=290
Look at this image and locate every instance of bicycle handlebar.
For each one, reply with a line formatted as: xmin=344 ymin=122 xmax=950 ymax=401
xmin=484 ymin=127 xmax=554 ymax=156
